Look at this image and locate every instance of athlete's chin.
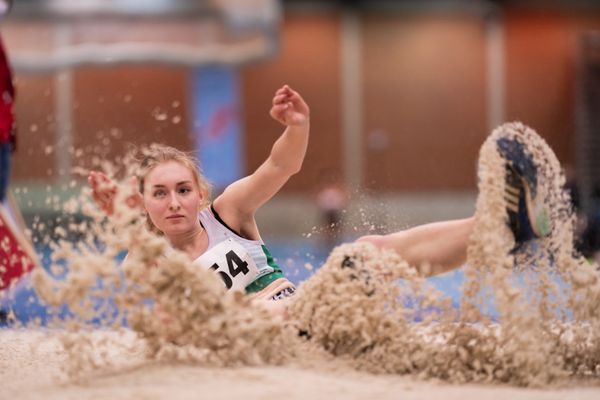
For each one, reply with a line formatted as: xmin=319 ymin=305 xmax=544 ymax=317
xmin=161 ymin=222 xmax=193 ymax=236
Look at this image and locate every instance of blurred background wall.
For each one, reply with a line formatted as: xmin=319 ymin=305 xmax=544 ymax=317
xmin=3 ymin=0 xmax=600 ymax=250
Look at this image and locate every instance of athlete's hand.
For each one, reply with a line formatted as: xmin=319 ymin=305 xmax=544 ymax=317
xmin=269 ymin=85 xmax=310 ymax=127
xmin=88 ymin=172 xmax=143 ymax=215
xmin=88 ymin=171 xmax=117 ymax=215
xmin=124 ymin=176 xmax=144 ymax=211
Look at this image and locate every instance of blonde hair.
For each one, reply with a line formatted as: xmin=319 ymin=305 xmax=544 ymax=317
xmin=135 ymin=144 xmax=212 ymax=232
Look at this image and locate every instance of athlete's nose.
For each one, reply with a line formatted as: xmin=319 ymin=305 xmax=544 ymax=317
xmin=168 ymin=191 xmax=181 ymax=211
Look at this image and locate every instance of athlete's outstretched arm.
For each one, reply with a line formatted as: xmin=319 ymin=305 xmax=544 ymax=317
xmin=357 ymin=217 xmax=475 ymax=277
xmin=214 ymin=85 xmax=310 ymax=225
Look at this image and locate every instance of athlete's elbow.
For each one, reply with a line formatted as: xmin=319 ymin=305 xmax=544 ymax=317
xmin=276 ymin=160 xmax=303 ymax=176
xmin=287 ymin=160 xmax=303 ymax=175
xmin=269 ymin=155 xmax=304 ymax=177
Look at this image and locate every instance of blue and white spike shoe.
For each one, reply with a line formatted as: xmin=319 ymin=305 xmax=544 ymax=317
xmin=496 ymin=135 xmax=552 ymax=247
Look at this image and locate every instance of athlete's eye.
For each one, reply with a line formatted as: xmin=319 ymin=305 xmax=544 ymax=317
xmin=153 ymin=189 xmax=166 ymax=198
xmin=178 ymin=187 xmax=192 ymax=195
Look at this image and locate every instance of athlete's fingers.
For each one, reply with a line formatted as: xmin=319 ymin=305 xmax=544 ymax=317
xmin=276 ymin=87 xmax=308 ymax=119
xmin=88 ymin=171 xmax=102 ymax=187
xmin=93 ymin=170 xmax=108 ymax=183
xmin=285 ymin=89 xmax=308 ymax=112
xmin=89 ymin=171 xmax=117 ymax=215
xmin=90 ymin=174 xmax=110 ymax=199
xmin=90 ymin=171 xmax=117 ymax=192
xmin=270 ymin=103 xmax=289 ymax=120
xmin=88 ymin=174 xmax=96 ymax=190
xmin=125 ymin=176 xmax=144 ymax=209
xmin=275 ymin=85 xmax=288 ymax=96
xmin=272 ymin=94 xmax=288 ymax=105
xmin=282 ymin=85 xmax=296 ymax=97
xmin=125 ymin=194 xmax=143 ymax=209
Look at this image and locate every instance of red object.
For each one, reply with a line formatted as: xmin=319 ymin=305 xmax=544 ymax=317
xmin=0 ymin=35 xmax=15 ymax=148
xmin=206 ymin=105 xmax=235 ymax=140
xmin=0 ymin=208 xmax=35 ymax=291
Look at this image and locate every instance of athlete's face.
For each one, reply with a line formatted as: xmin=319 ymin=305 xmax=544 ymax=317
xmin=143 ymin=161 xmax=204 ymax=237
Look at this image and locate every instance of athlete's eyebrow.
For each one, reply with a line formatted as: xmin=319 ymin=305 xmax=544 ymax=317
xmin=151 ymin=181 xmax=192 ymax=188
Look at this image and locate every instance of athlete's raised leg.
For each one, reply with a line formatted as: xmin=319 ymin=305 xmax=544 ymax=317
xmin=357 ymin=217 xmax=475 ymax=277
xmin=356 ymin=122 xmax=554 ymax=277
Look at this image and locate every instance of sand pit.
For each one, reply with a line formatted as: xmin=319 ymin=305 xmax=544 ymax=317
xmin=1 ymin=329 xmax=599 ymax=400
xmin=2 ymin=123 xmax=600 ymax=398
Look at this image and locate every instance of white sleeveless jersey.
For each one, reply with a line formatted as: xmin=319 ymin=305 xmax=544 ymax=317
xmin=193 ymin=205 xmax=284 ymax=293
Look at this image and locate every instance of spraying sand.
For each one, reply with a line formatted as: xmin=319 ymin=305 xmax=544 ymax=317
xmin=1 ymin=122 xmax=599 ymax=398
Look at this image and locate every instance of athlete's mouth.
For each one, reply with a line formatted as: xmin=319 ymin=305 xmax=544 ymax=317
xmin=166 ymin=214 xmax=185 ymax=219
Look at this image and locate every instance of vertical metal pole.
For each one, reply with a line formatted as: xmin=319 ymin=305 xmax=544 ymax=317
xmin=341 ymin=9 xmax=363 ymax=190
xmin=54 ymin=23 xmax=72 ymax=182
xmin=485 ymin=9 xmax=505 ymax=133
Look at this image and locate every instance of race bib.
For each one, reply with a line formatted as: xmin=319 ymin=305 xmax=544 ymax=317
xmin=193 ymin=239 xmax=260 ymax=291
